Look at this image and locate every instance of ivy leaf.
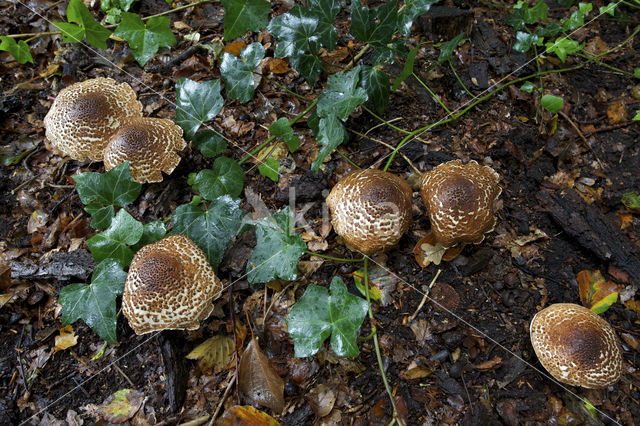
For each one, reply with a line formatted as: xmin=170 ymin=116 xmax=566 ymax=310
xmin=58 ymin=0 xmax=111 ymax=49
xmin=171 ymin=195 xmax=244 ymax=269
xmin=268 ymin=5 xmax=324 ymax=83
xmin=246 ymin=206 xmax=306 ymax=284
xmin=220 ymin=42 xmax=265 ymax=103
xmin=513 ymin=31 xmax=539 ymax=53
xmin=193 ymin=130 xmax=227 ymax=158
xmin=507 ymin=0 xmax=548 ymax=30
xmin=84 ymin=203 xmax=115 ymax=229
xmin=563 ymin=2 xmax=592 ymax=31
xmin=392 ymin=45 xmax=418 ymax=91
xmin=286 ymin=277 xmax=369 ymax=357
xmin=87 ymin=209 xmax=143 ymax=266
xmin=101 ymin=0 xmax=139 ymax=24
xmin=398 ymin=0 xmax=440 ymax=37
xmin=131 ymin=221 xmax=166 ymax=252
xmin=311 ymin=113 xmax=347 ymax=171
xmin=114 ymin=12 xmax=176 ymax=66
xmin=360 ymin=65 xmax=390 ymax=114
xmin=520 ymin=81 xmax=537 ymax=93
xmin=599 ymin=2 xmax=617 ymax=16
xmin=541 ymin=94 xmax=564 ymax=114
xmin=0 ymin=36 xmax=33 ymax=64
xmin=221 ymin=0 xmax=271 ymax=40
xmin=269 ymin=118 xmax=300 ymax=152
xmin=438 ymin=32 xmax=466 ymax=63
xmin=545 ymin=37 xmax=583 ymax=62
xmin=193 ymin=157 xmax=244 ymax=201
xmin=350 ymin=0 xmax=397 ymax=47
xmin=59 ymin=259 xmax=127 ymax=343
xmin=317 ymin=67 xmax=368 ymax=120
xmin=258 ymin=158 xmax=280 ymax=182
xmin=308 ymin=0 xmax=340 ymax=50
xmin=176 ymin=78 xmax=224 ymax=140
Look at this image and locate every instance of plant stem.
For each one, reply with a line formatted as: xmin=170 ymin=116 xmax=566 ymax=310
xmin=448 ymin=59 xmax=476 ymax=99
xmin=361 ymin=105 xmax=412 ymax=134
xmin=363 ymin=257 xmax=401 ymax=425
xmin=305 ymin=250 xmax=364 ymax=262
xmin=238 ymin=99 xmax=318 ymax=164
xmin=336 ymin=149 xmax=362 ymax=169
xmin=411 ymin=72 xmax=453 ymax=116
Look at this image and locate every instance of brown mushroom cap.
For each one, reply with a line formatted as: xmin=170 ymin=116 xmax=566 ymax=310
xmin=530 ymin=303 xmax=623 ymax=389
xmin=326 ymin=169 xmax=413 ymax=256
xmin=103 ymin=117 xmax=186 ymax=183
xmin=122 ymin=235 xmax=222 ymax=335
xmin=420 ymin=159 xmax=501 ymax=248
xmin=43 ymin=78 xmax=143 ymax=161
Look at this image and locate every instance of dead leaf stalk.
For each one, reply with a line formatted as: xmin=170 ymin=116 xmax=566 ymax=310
xmin=408 ymin=269 xmax=441 ymax=323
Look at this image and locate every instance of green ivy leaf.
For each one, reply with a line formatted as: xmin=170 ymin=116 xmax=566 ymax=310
xmin=73 ymin=162 xmax=142 ymax=229
xmin=535 ymin=22 xmax=562 ymax=38
xmin=171 ymin=195 xmax=244 ymax=269
xmin=546 ymin=37 xmax=583 ymax=62
xmin=247 ymin=206 xmax=306 ymax=284
xmin=360 ymin=65 xmax=390 ymax=114
xmin=520 ymin=81 xmax=536 ymax=93
xmin=398 ymin=0 xmax=440 ymax=37
xmin=221 ymin=0 xmax=271 ymax=40
xmin=438 ymin=32 xmax=465 ymax=63
xmin=176 ymin=78 xmax=224 ymax=140
xmin=513 ymin=31 xmax=539 ymax=53
xmin=541 ymin=94 xmax=564 ymax=114
xmin=268 ymin=5 xmax=324 ymax=83
xmin=193 ymin=130 xmax=227 ymax=158
xmin=87 ymin=209 xmax=143 ymax=266
xmin=57 ymin=0 xmax=111 ymax=49
xmin=101 ymin=0 xmax=139 ymax=24
xmin=193 ymin=157 xmax=244 ymax=201
xmin=622 ymin=192 xmax=640 ymax=208
xmin=286 ymin=277 xmax=369 ymax=357
xmin=114 ymin=12 xmax=176 ymax=66
xmin=599 ymin=2 xmax=617 ymax=16
xmin=507 ymin=0 xmax=548 ymax=30
xmin=220 ymin=43 xmax=265 ymax=103
xmin=317 ymin=67 xmax=368 ymax=120
xmin=392 ymin=44 xmax=418 ymax=91
xmin=308 ymin=0 xmax=340 ymax=50
xmin=258 ymin=158 xmax=280 ymax=182
xmin=0 ymin=36 xmax=33 ymax=64
xmin=131 ymin=221 xmax=166 ymax=252
xmin=59 ymin=258 xmax=126 ymax=343
xmin=311 ymin=113 xmax=347 ymax=171
xmin=634 ymin=110 xmax=640 ymax=121
xmin=269 ymin=118 xmax=300 ymax=152
xmin=563 ymin=2 xmax=592 ymax=31
xmin=350 ymin=0 xmax=398 ymax=48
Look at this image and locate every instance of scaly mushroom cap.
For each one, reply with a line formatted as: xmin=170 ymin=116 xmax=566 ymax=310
xmin=530 ymin=303 xmax=623 ymax=389
xmin=420 ymin=159 xmax=501 ymax=248
xmin=122 ymin=235 xmax=222 ymax=335
xmin=43 ymin=78 xmax=143 ymax=161
xmin=103 ymin=117 xmax=186 ymax=183
xmin=326 ymin=169 xmax=413 ymax=256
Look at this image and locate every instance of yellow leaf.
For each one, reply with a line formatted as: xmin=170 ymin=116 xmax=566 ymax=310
xmin=186 ymin=335 xmax=234 ymax=374
xmin=577 ymin=270 xmax=619 ymax=312
xmin=54 ymin=325 xmax=78 ymax=352
xmin=217 ymin=405 xmax=281 ymax=426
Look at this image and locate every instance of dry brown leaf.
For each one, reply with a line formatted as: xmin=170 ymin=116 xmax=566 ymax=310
xmin=413 ymin=234 xmax=445 ymax=267
xmin=607 ymin=99 xmax=627 ymax=124
xmin=224 ymin=41 xmax=247 ymax=56
xmin=0 ymin=261 xmax=11 ymax=291
xmin=239 ymin=338 xmax=285 ymax=413
xmin=268 ymin=58 xmax=289 ymax=74
xmin=186 ymin=335 xmax=235 ymax=374
xmin=54 ymin=325 xmax=78 ymax=353
xmin=216 ymin=405 xmax=281 ymax=426
xmin=305 ymin=383 xmax=336 ymax=418
xmin=474 ymin=356 xmax=504 ymax=371
xmin=400 ymin=365 xmax=433 ymax=380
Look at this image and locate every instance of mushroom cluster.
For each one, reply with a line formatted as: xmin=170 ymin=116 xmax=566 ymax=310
xmin=44 ymin=77 xmax=186 ymax=182
xmin=122 ymin=235 xmax=222 ymax=335
xmin=529 ymin=303 xmax=623 ymax=388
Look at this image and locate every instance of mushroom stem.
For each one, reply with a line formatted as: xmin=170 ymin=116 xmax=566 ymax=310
xmin=363 ymin=257 xmax=402 ymax=425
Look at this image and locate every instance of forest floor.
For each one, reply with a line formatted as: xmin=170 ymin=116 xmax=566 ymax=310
xmin=1 ymin=0 xmax=640 ymax=425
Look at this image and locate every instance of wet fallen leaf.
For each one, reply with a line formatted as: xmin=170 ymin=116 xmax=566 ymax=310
xmin=616 ymin=212 xmax=633 ymax=230
xmin=239 ymin=338 xmax=285 ymax=413
xmin=430 ymin=282 xmax=460 ymax=312
xmin=624 ymin=298 xmax=640 ymax=316
xmin=607 ymin=99 xmax=627 ymax=124
xmin=268 ymin=57 xmax=289 ymax=74
xmin=54 ymin=325 xmax=78 ymax=353
xmin=474 ymin=356 xmax=504 ymax=371
xmin=352 ymin=264 xmax=398 ymax=306
xmin=305 ymin=383 xmax=336 ymax=418
xmin=400 ymin=364 xmax=433 ymax=380
xmin=413 ymin=233 xmax=445 ymax=267
xmin=216 ymin=405 xmax=281 ymax=426
xmin=100 ymin=389 xmax=144 ymax=423
xmin=224 ymin=40 xmax=247 ymax=56
xmin=186 ymin=335 xmax=235 ymax=374
xmin=577 ymin=270 xmax=619 ymax=313
xmin=0 ymin=261 xmax=10 ymax=291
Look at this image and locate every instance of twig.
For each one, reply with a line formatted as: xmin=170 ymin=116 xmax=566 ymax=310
xmin=207 ymin=375 xmax=236 ymax=426
xmin=113 ymin=364 xmax=134 ymax=387
xmin=558 ymin=110 xmax=605 ymax=170
xmin=408 ymin=269 xmax=441 ymax=322
xmin=347 ymin=127 xmax=422 ymax=175
xmin=228 ymin=284 xmax=240 ymax=405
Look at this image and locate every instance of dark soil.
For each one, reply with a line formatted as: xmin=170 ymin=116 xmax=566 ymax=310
xmin=1 ymin=0 xmax=639 ymax=425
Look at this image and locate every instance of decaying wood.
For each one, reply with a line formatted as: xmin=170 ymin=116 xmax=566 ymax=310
xmin=537 ymin=189 xmax=640 ymax=288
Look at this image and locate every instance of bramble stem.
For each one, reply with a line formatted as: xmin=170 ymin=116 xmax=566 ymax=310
xmin=363 ymin=257 xmax=402 ymax=425
xmin=305 ymin=250 xmax=364 ymax=263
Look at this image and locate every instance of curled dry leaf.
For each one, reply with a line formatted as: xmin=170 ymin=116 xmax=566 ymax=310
xmin=239 ymin=338 xmax=285 ymax=414
xmin=186 ymin=335 xmax=235 ymax=375
xmin=305 ymin=383 xmax=336 ymax=418
xmin=268 ymin=57 xmax=289 ymax=74
xmin=216 ymin=405 xmax=281 ymax=426
xmin=54 ymin=325 xmax=78 ymax=353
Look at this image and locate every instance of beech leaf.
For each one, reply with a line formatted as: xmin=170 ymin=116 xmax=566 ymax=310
xmin=239 ymin=338 xmax=285 ymax=413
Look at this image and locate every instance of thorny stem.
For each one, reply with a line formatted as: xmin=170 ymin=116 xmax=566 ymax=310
xmin=382 ymin=24 xmax=640 ymax=172
xmin=363 ymin=257 xmax=402 ymax=426
xmin=305 ymin=250 xmax=364 ymax=263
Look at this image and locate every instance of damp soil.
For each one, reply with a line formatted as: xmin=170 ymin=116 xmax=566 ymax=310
xmin=1 ymin=0 xmax=640 ymax=425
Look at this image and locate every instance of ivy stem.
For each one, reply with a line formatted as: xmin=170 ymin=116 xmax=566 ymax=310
xmin=411 ymin=72 xmax=453 ymax=116
xmin=304 ymin=250 xmax=364 ymax=263
xmin=448 ymin=59 xmax=475 ymax=99
xmin=363 ymin=257 xmax=401 ymax=425
xmin=238 ymin=99 xmax=318 ymax=164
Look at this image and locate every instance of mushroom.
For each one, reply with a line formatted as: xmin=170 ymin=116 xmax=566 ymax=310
xmin=326 ymin=169 xmax=413 ymax=256
xmin=122 ymin=235 xmax=222 ymax=335
xmin=416 ymin=159 xmax=501 ymax=265
xmin=529 ymin=303 xmax=623 ymax=389
xmin=43 ymin=78 xmax=143 ymax=161
xmin=103 ymin=117 xmax=186 ymax=183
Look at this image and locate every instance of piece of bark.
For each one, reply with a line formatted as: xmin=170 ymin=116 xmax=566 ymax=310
xmin=537 ymin=189 xmax=640 ymax=287
xmin=159 ymin=331 xmax=189 ymax=413
xmin=417 ymin=6 xmax=474 ymax=41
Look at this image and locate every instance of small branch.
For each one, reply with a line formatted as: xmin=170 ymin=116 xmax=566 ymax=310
xmin=558 ymin=110 xmax=605 ymax=170
xmin=206 ymin=375 xmax=236 ymax=426
xmin=408 ymin=269 xmax=441 ymax=322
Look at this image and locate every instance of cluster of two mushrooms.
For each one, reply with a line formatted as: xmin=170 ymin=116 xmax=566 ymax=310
xmin=44 ymin=77 xmax=185 ymax=183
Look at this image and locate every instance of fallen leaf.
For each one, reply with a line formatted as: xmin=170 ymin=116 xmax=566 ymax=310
xmin=607 ymin=99 xmax=627 ymax=124
xmin=577 ymin=270 xmax=619 ymax=313
xmin=305 ymin=383 xmax=336 ymax=418
xmin=54 ymin=325 xmax=78 ymax=353
xmin=0 ymin=261 xmax=11 ymax=291
xmin=216 ymin=405 xmax=281 ymax=426
xmin=352 ymin=264 xmax=398 ymax=306
xmin=400 ymin=364 xmax=433 ymax=380
xmin=474 ymin=356 xmax=504 ymax=371
xmin=224 ymin=40 xmax=247 ymax=56
xmin=268 ymin=58 xmax=289 ymax=74
xmin=186 ymin=335 xmax=235 ymax=374
xmin=239 ymin=338 xmax=285 ymax=413
xmin=413 ymin=233 xmax=445 ymax=267
xmin=100 ymin=389 xmax=144 ymax=423
xmin=616 ymin=212 xmax=633 ymax=230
